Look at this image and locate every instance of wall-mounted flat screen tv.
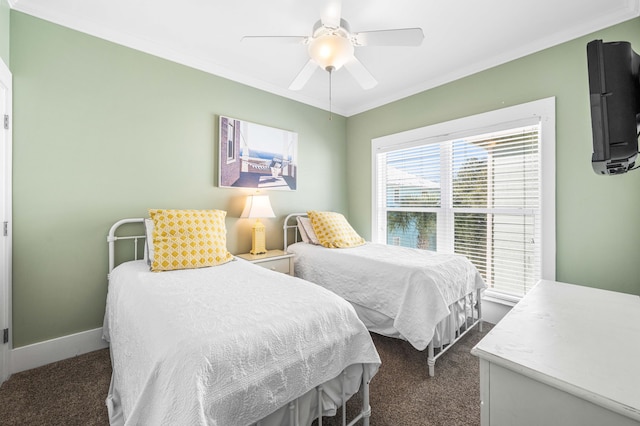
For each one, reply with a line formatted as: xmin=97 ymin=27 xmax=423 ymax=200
xmin=587 ymin=39 xmax=640 ymax=175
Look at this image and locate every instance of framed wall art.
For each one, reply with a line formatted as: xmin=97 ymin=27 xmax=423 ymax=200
xmin=218 ymin=116 xmax=298 ymax=191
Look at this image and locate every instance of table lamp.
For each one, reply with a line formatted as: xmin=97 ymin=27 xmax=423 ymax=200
xmin=241 ymin=194 xmax=276 ymax=255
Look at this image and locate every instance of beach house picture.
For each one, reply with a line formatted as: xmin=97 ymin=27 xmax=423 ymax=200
xmin=218 ymin=115 xmax=298 ymax=191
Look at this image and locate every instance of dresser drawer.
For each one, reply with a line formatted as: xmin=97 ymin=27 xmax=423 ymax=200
xmin=255 ymin=258 xmax=291 ymax=275
xmin=236 ymin=250 xmax=294 ymax=275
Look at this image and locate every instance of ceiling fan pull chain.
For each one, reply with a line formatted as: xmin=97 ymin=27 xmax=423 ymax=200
xmin=329 ymin=68 xmax=332 ymax=121
xmin=328 ymin=65 xmax=334 ymax=121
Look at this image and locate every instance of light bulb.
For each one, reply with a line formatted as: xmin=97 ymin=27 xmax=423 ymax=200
xmin=308 ymin=33 xmax=354 ymax=71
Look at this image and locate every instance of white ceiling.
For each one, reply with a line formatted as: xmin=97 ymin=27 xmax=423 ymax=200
xmin=8 ymin=0 xmax=640 ymax=116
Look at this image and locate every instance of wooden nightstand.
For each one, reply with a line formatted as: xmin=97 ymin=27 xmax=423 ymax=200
xmin=236 ymin=249 xmax=294 ymax=276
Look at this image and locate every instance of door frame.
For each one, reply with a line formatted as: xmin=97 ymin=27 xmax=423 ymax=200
xmin=0 ymin=56 xmax=12 ymax=384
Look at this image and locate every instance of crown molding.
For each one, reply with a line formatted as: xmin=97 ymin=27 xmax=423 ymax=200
xmin=9 ymin=0 xmax=640 ymax=118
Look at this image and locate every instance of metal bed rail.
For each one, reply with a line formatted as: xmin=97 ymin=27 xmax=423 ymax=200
xmin=283 ymin=212 xmax=307 ymax=251
xmin=106 ymin=218 xmax=146 ymax=277
xmin=254 ymin=367 xmax=372 ymax=426
xmin=427 ymin=288 xmax=483 ymax=377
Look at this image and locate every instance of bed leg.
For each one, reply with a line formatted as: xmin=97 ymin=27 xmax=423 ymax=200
xmin=361 ymin=373 xmax=371 ymax=426
xmin=477 ymin=289 xmax=483 ymax=332
xmin=317 ymin=385 xmax=323 ymax=426
xmin=427 ymin=341 xmax=435 ymax=377
xmin=288 ymin=401 xmax=296 ymax=426
xmin=342 ymin=370 xmax=347 ymax=426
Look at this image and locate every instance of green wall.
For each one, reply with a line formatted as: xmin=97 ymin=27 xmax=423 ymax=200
xmin=0 ymin=0 xmax=9 ymax=66
xmin=10 ymin=12 xmax=347 ymax=347
xmin=8 ymin=10 xmax=640 ymax=348
xmin=347 ymin=17 xmax=640 ymax=296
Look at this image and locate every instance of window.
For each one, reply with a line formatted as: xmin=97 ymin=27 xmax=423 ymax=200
xmin=372 ymin=98 xmax=555 ymax=300
xmin=226 ymin=120 xmax=236 ymax=164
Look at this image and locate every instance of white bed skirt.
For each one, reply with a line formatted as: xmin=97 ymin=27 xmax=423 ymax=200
xmin=107 ymin=362 xmax=367 ymax=426
xmin=351 ymin=299 xmax=475 ymax=348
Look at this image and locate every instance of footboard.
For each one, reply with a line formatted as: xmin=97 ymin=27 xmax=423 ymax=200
xmin=253 ymin=367 xmax=372 ymax=426
xmin=426 ymin=288 xmax=483 ymax=377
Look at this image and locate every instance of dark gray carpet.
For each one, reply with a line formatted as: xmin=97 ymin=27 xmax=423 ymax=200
xmin=0 ymin=324 xmax=490 ymax=425
xmin=321 ymin=325 xmax=490 ymax=426
xmin=0 ymin=347 xmax=111 ymax=425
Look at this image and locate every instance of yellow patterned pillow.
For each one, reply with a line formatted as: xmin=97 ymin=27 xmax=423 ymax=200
xmin=149 ymin=209 xmax=233 ymax=271
xmin=307 ymin=211 xmax=366 ymax=248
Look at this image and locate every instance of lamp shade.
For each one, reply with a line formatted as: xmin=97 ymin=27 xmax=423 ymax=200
xmin=308 ymin=33 xmax=354 ymax=71
xmin=241 ymin=195 xmax=276 ymax=219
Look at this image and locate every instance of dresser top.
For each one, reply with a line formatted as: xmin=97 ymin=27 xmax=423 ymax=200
xmin=472 ymin=280 xmax=640 ymax=420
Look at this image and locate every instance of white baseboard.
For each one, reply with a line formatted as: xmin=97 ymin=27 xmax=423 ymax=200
xmin=6 ymin=300 xmax=509 ymax=375
xmin=10 ymin=327 xmax=109 ymax=374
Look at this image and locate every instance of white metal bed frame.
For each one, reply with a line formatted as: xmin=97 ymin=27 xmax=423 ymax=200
xmin=283 ymin=213 xmax=483 ymax=377
xmin=107 ymin=218 xmax=373 ymax=426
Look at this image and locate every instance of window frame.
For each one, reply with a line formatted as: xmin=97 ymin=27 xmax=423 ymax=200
xmin=225 ymin=119 xmax=237 ymax=164
xmin=371 ymin=97 xmax=556 ymax=301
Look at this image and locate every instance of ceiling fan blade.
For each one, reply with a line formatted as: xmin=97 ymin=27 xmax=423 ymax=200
xmin=321 ymin=0 xmax=342 ymax=28
xmin=344 ymin=57 xmax=378 ymax=90
xmin=289 ymin=60 xmax=318 ymax=90
xmin=354 ymin=28 xmax=424 ymax=46
xmin=241 ymin=35 xmax=308 ymax=45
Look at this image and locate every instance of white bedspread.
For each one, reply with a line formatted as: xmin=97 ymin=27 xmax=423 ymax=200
xmin=288 ymin=242 xmax=486 ymax=351
xmin=103 ymin=259 xmax=380 ymax=426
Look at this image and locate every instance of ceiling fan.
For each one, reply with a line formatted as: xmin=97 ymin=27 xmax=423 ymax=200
xmin=241 ymin=0 xmax=424 ymax=91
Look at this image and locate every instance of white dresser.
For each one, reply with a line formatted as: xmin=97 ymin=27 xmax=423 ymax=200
xmin=471 ymin=280 xmax=640 ymax=426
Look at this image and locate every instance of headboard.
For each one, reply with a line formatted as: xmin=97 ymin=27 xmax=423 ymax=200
xmin=107 ymin=218 xmax=146 ymax=276
xmin=283 ymin=212 xmax=308 ymax=251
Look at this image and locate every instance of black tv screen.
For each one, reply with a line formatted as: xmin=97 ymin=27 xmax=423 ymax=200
xmin=587 ymin=39 xmax=640 ymax=175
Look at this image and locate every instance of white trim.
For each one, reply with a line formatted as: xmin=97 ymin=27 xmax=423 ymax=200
xmin=351 ymin=3 xmax=639 ymax=116
xmin=8 ymin=1 xmax=639 ymax=117
xmin=483 ymin=290 xmax=522 ymax=306
xmin=538 ymin=99 xmax=557 ymax=282
xmin=0 ymin=56 xmax=11 ymax=385
xmin=7 ymin=1 xmax=350 ymax=116
xmin=10 ymin=328 xmax=109 ymax=374
xmin=371 ymin=98 xmax=556 ymax=295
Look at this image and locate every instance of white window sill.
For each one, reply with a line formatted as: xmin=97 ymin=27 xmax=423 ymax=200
xmin=482 ymin=291 xmax=520 ymax=308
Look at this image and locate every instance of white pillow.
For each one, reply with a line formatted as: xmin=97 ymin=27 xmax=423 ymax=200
xmin=144 ymin=218 xmax=155 ymax=266
xmin=296 ymin=218 xmax=310 ymax=243
xmin=298 ymin=216 xmax=320 ymax=245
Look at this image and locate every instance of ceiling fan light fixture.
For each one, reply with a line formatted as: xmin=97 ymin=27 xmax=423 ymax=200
xmin=308 ymin=32 xmax=354 ymax=71
xmin=244 ymin=5 xmax=422 ymax=93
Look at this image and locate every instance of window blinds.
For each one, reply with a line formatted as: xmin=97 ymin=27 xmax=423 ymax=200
xmin=376 ymin=124 xmax=541 ymax=298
